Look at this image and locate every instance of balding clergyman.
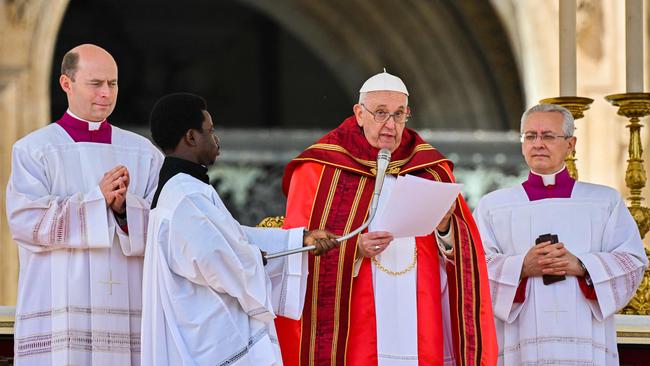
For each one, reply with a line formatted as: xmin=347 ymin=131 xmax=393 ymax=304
xmin=6 ymin=44 xmax=163 ymax=365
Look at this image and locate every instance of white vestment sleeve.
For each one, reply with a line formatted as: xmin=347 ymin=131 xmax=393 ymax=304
xmin=169 ymin=194 xmax=276 ymax=323
xmin=114 ymin=193 xmax=150 ymax=256
xmin=576 ymin=195 xmax=647 ymax=320
xmin=114 ymin=149 xmax=162 ymax=256
xmin=484 ymin=254 xmax=526 ymax=323
xmin=474 ymin=201 xmax=527 ymax=323
xmin=242 ymin=226 xmax=309 ymax=319
xmin=6 ymin=144 xmax=111 ymax=251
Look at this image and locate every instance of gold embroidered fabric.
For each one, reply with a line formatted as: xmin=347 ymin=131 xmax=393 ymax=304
xmin=257 ymin=216 xmax=285 ymax=228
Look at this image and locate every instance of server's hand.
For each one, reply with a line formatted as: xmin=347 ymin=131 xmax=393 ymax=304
xmin=304 ymin=230 xmax=339 ymax=256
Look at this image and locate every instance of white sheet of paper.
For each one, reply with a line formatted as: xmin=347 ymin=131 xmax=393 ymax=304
xmin=373 ymin=174 xmax=463 ymax=238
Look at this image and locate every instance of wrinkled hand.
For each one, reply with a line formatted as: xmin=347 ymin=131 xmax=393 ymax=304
xmin=99 ymin=165 xmax=129 ymax=214
xmin=303 ymin=230 xmax=339 ymax=256
xmin=521 ymin=242 xmax=584 ymax=279
xmin=437 ymin=200 xmax=457 ymax=233
xmin=357 ymin=231 xmax=394 ymax=258
xmin=537 ymin=242 xmax=584 ymax=277
xmin=521 ymin=242 xmax=560 ymax=278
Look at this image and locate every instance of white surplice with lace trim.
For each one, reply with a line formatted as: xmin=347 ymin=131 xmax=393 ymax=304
xmin=474 ymin=181 xmax=647 ymax=366
xmin=6 ymin=123 xmax=163 ymax=365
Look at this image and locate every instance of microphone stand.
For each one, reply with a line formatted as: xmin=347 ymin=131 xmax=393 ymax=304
xmin=265 ymin=149 xmax=391 ymax=260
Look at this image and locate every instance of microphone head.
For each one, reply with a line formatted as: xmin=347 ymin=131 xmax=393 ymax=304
xmin=378 ymin=148 xmax=391 ymax=163
xmin=376 ymin=148 xmax=391 ymax=173
xmin=371 ymin=148 xmax=392 ymax=211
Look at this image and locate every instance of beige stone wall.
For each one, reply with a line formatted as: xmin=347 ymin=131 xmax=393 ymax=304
xmin=0 ymin=0 xmax=69 ymax=305
xmin=0 ymin=75 xmax=20 ymax=306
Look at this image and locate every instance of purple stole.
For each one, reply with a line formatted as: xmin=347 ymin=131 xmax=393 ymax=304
xmin=56 ymin=112 xmax=112 ymax=143
xmin=522 ymin=168 xmax=575 ymax=201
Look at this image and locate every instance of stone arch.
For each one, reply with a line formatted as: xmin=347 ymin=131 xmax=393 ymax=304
xmin=43 ymin=0 xmax=523 ymax=132
xmin=239 ymin=0 xmax=525 ymax=130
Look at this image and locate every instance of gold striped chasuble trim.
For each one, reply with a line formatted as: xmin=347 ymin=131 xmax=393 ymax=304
xmin=331 ymin=175 xmax=368 ymax=365
xmin=304 ymin=143 xmax=439 ymax=173
xmin=307 ymin=168 xmax=341 ymax=366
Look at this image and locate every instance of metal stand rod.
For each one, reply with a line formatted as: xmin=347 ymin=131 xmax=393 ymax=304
xmin=264 ymin=245 xmax=316 ymax=260
xmin=264 ymin=194 xmax=380 ymax=260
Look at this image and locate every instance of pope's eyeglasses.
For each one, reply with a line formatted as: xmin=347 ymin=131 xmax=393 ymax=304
xmin=360 ymin=104 xmax=410 ymax=125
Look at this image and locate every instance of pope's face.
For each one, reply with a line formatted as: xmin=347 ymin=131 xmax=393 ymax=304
xmin=353 ymin=91 xmax=408 ymax=153
xmin=521 ymin=111 xmax=576 ymax=174
xmin=60 ymin=49 xmax=118 ymax=122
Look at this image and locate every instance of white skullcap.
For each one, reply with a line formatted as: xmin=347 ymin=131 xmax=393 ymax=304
xmin=359 ymin=68 xmax=409 ymax=96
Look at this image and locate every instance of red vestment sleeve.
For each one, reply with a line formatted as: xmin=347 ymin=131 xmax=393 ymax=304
xmin=513 ymin=278 xmax=528 ymax=303
xmin=514 ymin=277 xmax=597 ymax=303
xmin=283 ymin=163 xmax=322 ymax=230
xmin=276 ymin=162 xmax=323 ymax=366
xmin=578 ymin=277 xmax=598 ymax=300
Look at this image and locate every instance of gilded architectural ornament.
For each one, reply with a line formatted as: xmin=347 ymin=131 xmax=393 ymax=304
xmin=605 ymin=92 xmax=650 ymax=315
xmin=257 ymin=216 xmax=285 ymax=228
xmin=605 ymin=93 xmax=650 ymax=237
xmin=539 ymin=96 xmax=594 ymax=180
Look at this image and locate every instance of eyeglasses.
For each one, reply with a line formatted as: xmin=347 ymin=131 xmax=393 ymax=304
xmin=360 ymin=104 xmax=410 ymax=125
xmin=520 ymin=132 xmax=570 ymax=143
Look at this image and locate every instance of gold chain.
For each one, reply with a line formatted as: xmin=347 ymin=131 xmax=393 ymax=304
xmin=371 ymin=245 xmax=418 ymax=276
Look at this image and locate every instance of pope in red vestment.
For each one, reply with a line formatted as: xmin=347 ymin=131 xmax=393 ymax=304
xmin=275 ymin=71 xmax=497 ymax=366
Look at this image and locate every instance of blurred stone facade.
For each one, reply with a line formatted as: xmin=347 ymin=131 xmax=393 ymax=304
xmin=0 ymin=0 xmax=646 ymax=308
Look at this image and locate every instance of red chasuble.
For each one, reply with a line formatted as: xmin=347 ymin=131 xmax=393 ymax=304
xmin=277 ymin=116 xmax=497 ymax=366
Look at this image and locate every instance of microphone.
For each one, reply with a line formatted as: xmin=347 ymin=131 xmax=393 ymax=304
xmin=370 ymin=148 xmax=391 ymax=213
xmin=265 ymin=148 xmax=392 ymax=260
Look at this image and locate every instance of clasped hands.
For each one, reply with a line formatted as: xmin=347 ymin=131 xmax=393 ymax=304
xmin=521 ymin=241 xmax=586 ymax=279
xmin=99 ymin=165 xmax=129 ymax=215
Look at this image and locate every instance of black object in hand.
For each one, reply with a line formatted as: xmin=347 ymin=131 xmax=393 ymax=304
xmin=535 ymin=233 xmax=565 ymax=285
xmin=260 ymin=249 xmax=268 ymax=266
